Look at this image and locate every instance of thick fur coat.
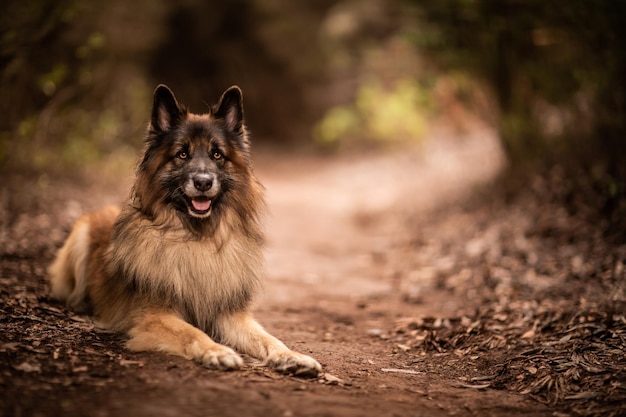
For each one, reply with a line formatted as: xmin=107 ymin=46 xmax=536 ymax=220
xmin=48 ymin=85 xmax=321 ymax=376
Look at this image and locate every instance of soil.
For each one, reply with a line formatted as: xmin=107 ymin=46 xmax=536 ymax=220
xmin=2 ymin=124 xmax=625 ymax=417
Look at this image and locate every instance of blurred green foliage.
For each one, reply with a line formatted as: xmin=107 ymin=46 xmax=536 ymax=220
xmin=2 ymin=0 xmax=626 ymax=212
xmin=0 ymin=0 xmax=336 ymax=177
xmin=315 ymin=78 xmax=430 ymax=147
xmin=406 ymin=0 xmax=626 ymax=177
xmin=0 ymin=0 xmax=157 ymax=176
xmin=403 ymin=0 xmax=626 ymax=231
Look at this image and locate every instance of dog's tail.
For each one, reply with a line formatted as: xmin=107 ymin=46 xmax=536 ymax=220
xmin=48 ymin=206 xmax=120 ymax=311
xmin=48 ymin=216 xmax=92 ymax=312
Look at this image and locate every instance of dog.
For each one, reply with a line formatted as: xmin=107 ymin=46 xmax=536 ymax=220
xmin=48 ymin=84 xmax=321 ymax=377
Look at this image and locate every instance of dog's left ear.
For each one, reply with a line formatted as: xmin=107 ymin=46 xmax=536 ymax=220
xmin=215 ymin=86 xmax=244 ymax=133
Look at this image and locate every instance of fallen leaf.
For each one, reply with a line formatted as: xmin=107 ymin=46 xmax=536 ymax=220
xmin=119 ymin=359 xmax=144 ymax=367
xmin=13 ymin=361 xmax=41 ymax=373
xmin=564 ymin=391 xmax=598 ymax=400
xmin=83 ymin=348 xmax=101 ymax=356
xmin=455 ymin=382 xmax=491 ymax=389
xmin=321 ymin=373 xmax=343 ymax=385
xmin=381 ymin=368 xmax=420 ymax=375
xmin=69 ymin=315 xmax=87 ymax=323
xmin=0 ymin=342 xmax=20 ymax=352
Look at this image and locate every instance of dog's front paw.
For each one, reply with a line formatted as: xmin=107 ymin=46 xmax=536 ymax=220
xmin=265 ymin=351 xmax=322 ymax=378
xmin=200 ymin=346 xmax=244 ymax=370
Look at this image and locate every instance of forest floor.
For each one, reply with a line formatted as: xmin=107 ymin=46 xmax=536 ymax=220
xmin=1 ymin=124 xmax=625 ymax=417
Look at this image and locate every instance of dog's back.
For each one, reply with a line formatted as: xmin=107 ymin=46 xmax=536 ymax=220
xmin=48 ymin=205 xmax=120 ymax=312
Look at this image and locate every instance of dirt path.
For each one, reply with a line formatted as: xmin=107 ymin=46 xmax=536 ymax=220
xmin=259 ymin=124 xmax=504 ymax=307
xmin=2 ymin=123 xmax=624 ymax=416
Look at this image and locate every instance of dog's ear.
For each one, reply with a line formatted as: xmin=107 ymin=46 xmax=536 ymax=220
xmin=214 ymin=86 xmax=244 ymax=133
xmin=151 ymin=84 xmax=185 ymax=133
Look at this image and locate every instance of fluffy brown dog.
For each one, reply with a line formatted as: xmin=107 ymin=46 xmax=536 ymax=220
xmin=48 ymin=85 xmax=321 ymax=376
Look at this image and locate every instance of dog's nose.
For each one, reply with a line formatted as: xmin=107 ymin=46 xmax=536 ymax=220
xmin=193 ymin=175 xmax=213 ymax=192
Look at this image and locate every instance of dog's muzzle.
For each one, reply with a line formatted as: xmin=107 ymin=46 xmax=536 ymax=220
xmin=184 ymin=173 xmax=220 ymax=217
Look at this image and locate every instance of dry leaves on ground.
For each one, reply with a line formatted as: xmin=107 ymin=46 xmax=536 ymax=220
xmin=384 ymin=171 xmax=626 ymax=417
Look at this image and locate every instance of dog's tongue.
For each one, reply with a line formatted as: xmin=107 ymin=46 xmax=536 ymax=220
xmin=192 ymin=198 xmax=211 ymax=212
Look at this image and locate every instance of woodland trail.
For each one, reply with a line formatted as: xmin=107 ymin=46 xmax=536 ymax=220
xmin=3 ymin=123 xmax=625 ymax=417
xmin=259 ymin=123 xmax=504 ymax=307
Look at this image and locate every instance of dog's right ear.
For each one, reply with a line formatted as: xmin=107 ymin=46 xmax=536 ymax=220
xmin=151 ymin=84 xmax=185 ymax=133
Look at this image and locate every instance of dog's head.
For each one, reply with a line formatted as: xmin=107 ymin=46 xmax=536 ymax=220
xmin=133 ymin=85 xmax=263 ymax=233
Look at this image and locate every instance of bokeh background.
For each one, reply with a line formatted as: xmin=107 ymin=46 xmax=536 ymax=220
xmin=1 ymin=0 xmax=625 ymax=228
xmin=2 ymin=3 xmax=626 ymax=414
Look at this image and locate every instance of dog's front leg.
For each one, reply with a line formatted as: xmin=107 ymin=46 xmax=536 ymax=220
xmin=215 ymin=311 xmax=321 ymax=377
xmin=127 ymin=310 xmax=243 ymax=370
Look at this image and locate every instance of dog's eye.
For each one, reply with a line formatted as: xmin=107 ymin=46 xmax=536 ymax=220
xmin=212 ymin=151 xmax=222 ymax=160
xmin=176 ymin=151 xmax=188 ymax=160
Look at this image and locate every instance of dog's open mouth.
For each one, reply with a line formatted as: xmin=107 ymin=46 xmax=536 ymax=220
xmin=189 ymin=196 xmax=212 ymax=216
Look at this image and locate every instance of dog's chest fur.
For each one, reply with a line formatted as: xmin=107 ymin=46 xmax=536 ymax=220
xmin=106 ymin=211 xmax=263 ymax=332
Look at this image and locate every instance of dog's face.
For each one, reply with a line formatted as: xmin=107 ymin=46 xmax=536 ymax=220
xmin=167 ymin=119 xmax=225 ymax=219
xmin=133 ymin=85 xmax=259 ymax=231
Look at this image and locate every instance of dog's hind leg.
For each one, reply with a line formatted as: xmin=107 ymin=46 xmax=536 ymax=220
xmin=127 ymin=310 xmax=244 ymax=370
xmin=215 ymin=311 xmax=322 ymax=377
